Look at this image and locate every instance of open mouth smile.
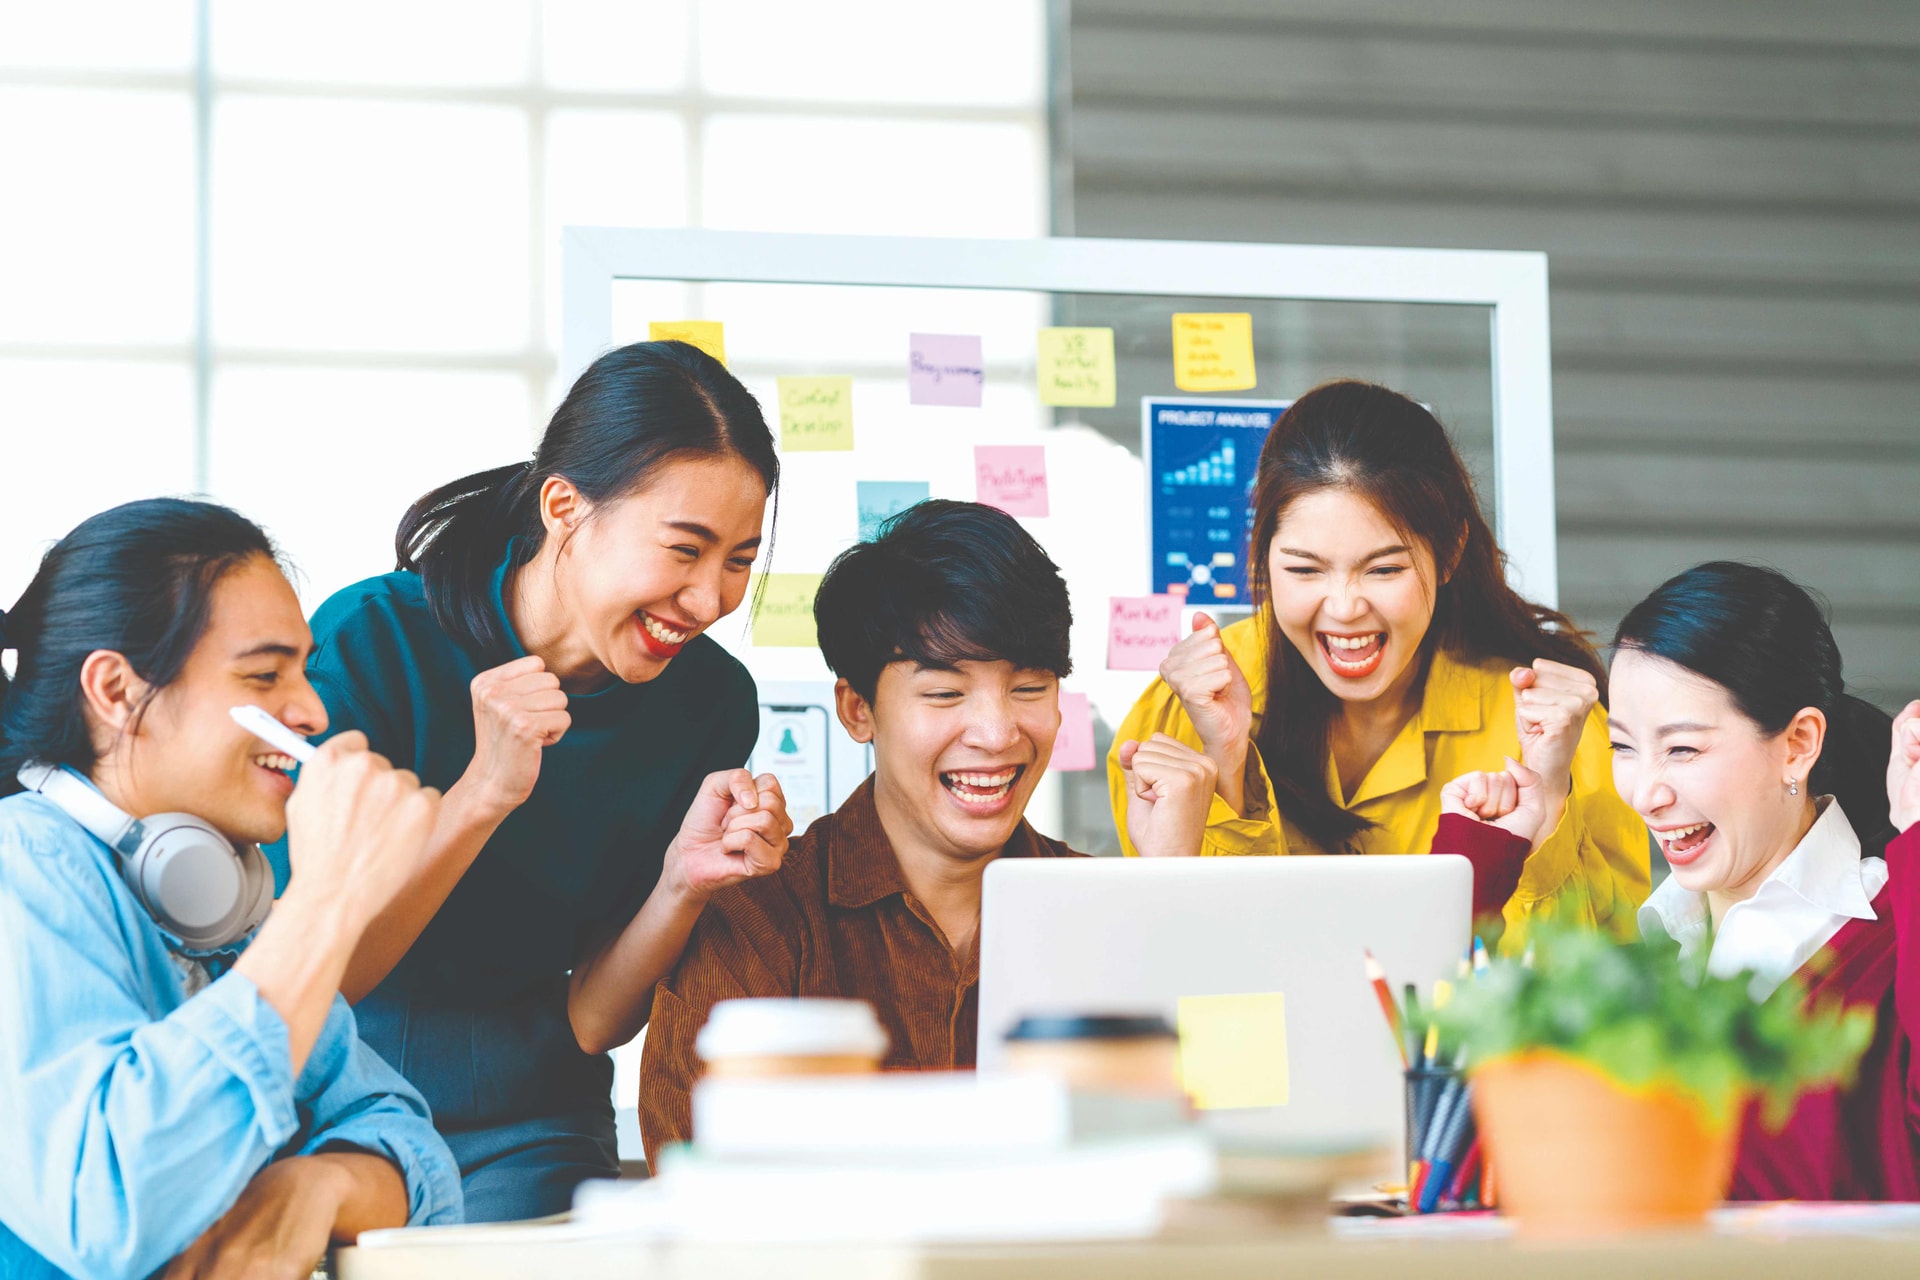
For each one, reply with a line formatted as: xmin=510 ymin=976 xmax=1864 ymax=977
xmin=637 ymin=609 xmax=697 ymax=658
xmin=1655 ymin=821 xmax=1717 ymax=867
xmin=940 ymin=765 xmax=1025 ymax=810
xmin=1318 ymin=631 xmax=1386 ymax=679
xmin=252 ymin=752 xmax=297 ymax=794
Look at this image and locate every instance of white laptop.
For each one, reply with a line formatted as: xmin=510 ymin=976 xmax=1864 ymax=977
xmin=977 ymin=856 xmax=1472 ymax=1159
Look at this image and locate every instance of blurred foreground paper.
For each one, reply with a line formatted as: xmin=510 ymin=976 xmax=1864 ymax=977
xmin=1177 ymin=992 xmax=1289 ymax=1110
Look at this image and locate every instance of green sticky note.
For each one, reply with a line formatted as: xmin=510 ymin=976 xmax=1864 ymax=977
xmin=752 ymin=574 xmax=822 ymax=648
xmin=778 ymin=376 xmax=855 ymax=452
xmin=1037 ymin=326 xmax=1116 ymax=407
xmin=650 ymin=320 xmax=727 ymax=365
xmin=1171 ymin=312 xmax=1256 ymax=392
xmin=1177 ymin=992 xmax=1289 ymax=1110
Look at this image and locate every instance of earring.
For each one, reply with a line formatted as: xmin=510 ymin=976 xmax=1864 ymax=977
xmin=1788 ymin=777 xmax=1800 ymax=797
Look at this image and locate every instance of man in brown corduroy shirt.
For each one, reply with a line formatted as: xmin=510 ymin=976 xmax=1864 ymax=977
xmin=638 ymin=501 xmax=1216 ymax=1167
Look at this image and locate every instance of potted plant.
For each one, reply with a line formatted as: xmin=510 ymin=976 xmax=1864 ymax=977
xmin=1438 ymin=923 xmax=1873 ymax=1237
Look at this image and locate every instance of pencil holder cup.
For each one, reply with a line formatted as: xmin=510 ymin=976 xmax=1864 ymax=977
xmin=1403 ymin=1064 xmax=1481 ymax=1214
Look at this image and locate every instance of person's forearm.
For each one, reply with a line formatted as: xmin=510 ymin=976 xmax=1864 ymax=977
xmin=313 ymin=1152 xmax=411 ymax=1240
xmin=340 ymin=773 xmax=511 ymax=1003
xmin=233 ymin=893 xmax=363 ymax=1075
xmin=568 ymin=860 xmax=708 ymax=1054
xmin=1213 ymin=740 xmax=1248 ymax=816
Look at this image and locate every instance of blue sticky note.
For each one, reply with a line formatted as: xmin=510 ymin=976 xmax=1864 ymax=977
xmin=857 ymin=481 xmax=931 ymax=542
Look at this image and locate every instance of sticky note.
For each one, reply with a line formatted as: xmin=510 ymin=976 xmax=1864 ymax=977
xmin=1051 ymin=692 xmax=1095 ymax=772
xmin=778 ymin=376 xmax=854 ymax=452
xmin=1037 ymin=327 xmax=1116 ymax=407
xmin=752 ymin=574 xmax=821 ymax=648
xmin=1177 ymin=992 xmax=1290 ymax=1110
xmin=1171 ymin=313 xmax=1256 ymax=392
xmin=650 ymin=320 xmax=727 ymax=365
xmin=1106 ymin=595 xmax=1181 ymax=670
xmin=856 ymin=480 xmax=930 ymax=542
xmin=974 ymin=445 xmax=1049 ymax=517
xmin=908 ymin=333 xmax=984 ymax=407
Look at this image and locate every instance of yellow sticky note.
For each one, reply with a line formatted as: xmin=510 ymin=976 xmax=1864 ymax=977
xmin=751 ymin=573 xmax=821 ymax=648
xmin=1171 ymin=313 xmax=1256 ymax=392
xmin=778 ymin=376 xmax=854 ymax=452
xmin=1177 ymin=992 xmax=1289 ymax=1110
xmin=650 ymin=320 xmax=727 ymax=366
xmin=1036 ymin=326 xmax=1116 ymax=407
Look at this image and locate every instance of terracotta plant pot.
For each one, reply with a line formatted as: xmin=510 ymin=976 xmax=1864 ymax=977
xmin=1471 ymin=1050 xmax=1739 ymax=1237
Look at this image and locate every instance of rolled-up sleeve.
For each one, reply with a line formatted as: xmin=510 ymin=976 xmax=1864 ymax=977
xmin=293 ymin=998 xmax=463 ymax=1227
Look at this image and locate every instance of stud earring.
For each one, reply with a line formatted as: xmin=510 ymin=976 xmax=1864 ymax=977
xmin=1788 ymin=777 xmax=1800 ymax=797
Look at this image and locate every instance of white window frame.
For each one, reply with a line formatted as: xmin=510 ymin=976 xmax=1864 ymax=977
xmin=561 ymin=228 xmax=1560 ymax=605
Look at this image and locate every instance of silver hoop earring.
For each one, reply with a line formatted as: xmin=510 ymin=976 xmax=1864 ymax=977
xmin=1788 ymin=778 xmax=1799 ymax=797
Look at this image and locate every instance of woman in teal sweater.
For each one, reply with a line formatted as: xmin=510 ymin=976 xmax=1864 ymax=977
xmin=272 ymin=341 xmax=793 ymax=1220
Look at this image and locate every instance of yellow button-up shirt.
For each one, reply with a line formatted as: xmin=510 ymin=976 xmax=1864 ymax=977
xmin=1107 ymin=617 xmax=1650 ymax=947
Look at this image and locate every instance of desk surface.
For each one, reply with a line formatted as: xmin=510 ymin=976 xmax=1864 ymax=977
xmin=338 ymin=1217 xmax=1920 ymax=1280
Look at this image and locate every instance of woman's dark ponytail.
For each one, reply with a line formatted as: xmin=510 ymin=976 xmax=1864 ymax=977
xmin=0 ymin=499 xmax=278 ymax=796
xmin=1614 ymin=561 xmax=1896 ymax=858
xmin=395 ymin=340 xmax=779 ymax=657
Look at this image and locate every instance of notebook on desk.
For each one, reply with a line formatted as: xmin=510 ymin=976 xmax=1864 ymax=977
xmin=977 ymin=855 xmax=1472 ymax=1160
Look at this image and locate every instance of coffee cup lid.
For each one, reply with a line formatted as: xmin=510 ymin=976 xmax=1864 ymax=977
xmin=1003 ymin=1013 xmax=1176 ymax=1042
xmin=696 ymin=997 xmax=890 ymax=1061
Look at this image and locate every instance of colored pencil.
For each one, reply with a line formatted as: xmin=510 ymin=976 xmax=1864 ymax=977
xmin=1364 ymin=950 xmax=1409 ymax=1067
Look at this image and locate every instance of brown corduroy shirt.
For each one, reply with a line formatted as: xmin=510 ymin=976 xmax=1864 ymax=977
xmin=637 ymin=777 xmax=1083 ymax=1167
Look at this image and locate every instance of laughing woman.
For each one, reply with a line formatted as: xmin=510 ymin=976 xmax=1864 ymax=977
xmin=272 ymin=341 xmax=794 ymax=1220
xmin=1436 ymin=563 xmax=1913 ymax=1199
xmin=1108 ymin=381 xmax=1648 ymax=945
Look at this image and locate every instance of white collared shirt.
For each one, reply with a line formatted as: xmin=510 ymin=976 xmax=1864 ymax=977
xmin=1638 ymin=797 xmax=1887 ymax=999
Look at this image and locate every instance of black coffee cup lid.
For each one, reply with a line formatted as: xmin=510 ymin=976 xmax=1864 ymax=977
xmin=1003 ymin=1013 xmax=1175 ymax=1042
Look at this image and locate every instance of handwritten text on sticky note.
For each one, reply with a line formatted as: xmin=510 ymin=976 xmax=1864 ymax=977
xmin=1107 ymin=595 xmax=1182 ymax=670
xmin=856 ymin=480 xmax=930 ymax=542
xmin=1171 ymin=313 xmax=1255 ymax=392
xmin=752 ymin=574 xmax=822 ymax=648
xmin=1177 ymin=992 xmax=1290 ymax=1110
xmin=650 ymin=320 xmax=727 ymax=366
xmin=778 ymin=376 xmax=854 ymax=452
xmin=908 ymin=333 xmax=984 ymax=407
xmin=1037 ymin=327 xmax=1116 ymax=407
xmin=974 ymin=445 xmax=1049 ymax=517
xmin=1051 ymin=692 xmax=1095 ymax=772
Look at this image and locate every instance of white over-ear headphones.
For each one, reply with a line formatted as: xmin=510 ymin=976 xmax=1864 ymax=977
xmin=17 ymin=762 xmax=273 ymax=955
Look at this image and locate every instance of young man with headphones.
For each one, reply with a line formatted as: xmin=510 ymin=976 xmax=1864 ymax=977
xmin=0 ymin=499 xmax=462 ymax=1280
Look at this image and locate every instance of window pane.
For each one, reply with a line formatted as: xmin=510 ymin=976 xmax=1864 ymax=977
xmin=211 ymin=0 xmax=531 ymax=86
xmin=697 ymin=0 xmax=1043 ymax=106
xmin=0 ymin=88 xmax=194 ymax=344
xmin=213 ymin=95 xmax=531 ymax=351
xmin=545 ymin=109 xmax=687 ymax=343
xmin=542 ymin=0 xmax=687 ymax=92
xmin=0 ymin=359 xmax=195 ymax=604
xmin=702 ymin=115 xmax=1044 ymax=237
xmin=207 ymin=366 xmax=536 ymax=608
xmin=0 ymin=1 xmax=193 ymax=73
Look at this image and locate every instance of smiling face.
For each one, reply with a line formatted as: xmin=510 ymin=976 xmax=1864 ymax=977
xmin=95 ymin=554 xmax=327 ymax=846
xmin=1265 ymin=488 xmax=1443 ymax=707
xmin=840 ymin=659 xmax=1061 ymax=866
xmin=550 ymin=453 xmax=767 ymax=684
xmin=1607 ymin=647 xmax=1824 ymax=901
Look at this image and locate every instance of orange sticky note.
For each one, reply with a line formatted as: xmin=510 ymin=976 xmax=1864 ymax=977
xmin=1171 ymin=313 xmax=1256 ymax=392
xmin=651 ymin=320 xmax=727 ymax=366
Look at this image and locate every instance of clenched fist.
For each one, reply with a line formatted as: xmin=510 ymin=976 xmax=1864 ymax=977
xmin=283 ymin=732 xmax=441 ymax=928
xmin=1889 ymin=700 xmax=1920 ymax=835
xmin=1118 ymin=733 xmax=1219 ymax=857
xmin=463 ymin=654 xmax=570 ymax=815
xmin=1510 ymin=659 xmax=1598 ymax=812
xmin=1441 ymin=757 xmax=1553 ymax=850
xmin=662 ymin=769 xmax=793 ymax=901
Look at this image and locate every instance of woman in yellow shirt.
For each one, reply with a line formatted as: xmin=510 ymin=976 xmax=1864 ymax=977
xmin=1108 ymin=380 xmax=1648 ymax=944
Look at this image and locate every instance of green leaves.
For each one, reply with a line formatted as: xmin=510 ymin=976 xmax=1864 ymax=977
xmin=1439 ymin=923 xmax=1874 ymax=1127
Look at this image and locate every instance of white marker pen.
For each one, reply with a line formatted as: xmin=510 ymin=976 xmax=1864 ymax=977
xmin=229 ymin=705 xmax=318 ymax=765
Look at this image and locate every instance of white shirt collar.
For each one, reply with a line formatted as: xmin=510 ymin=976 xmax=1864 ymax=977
xmin=1638 ymin=797 xmax=1887 ymax=999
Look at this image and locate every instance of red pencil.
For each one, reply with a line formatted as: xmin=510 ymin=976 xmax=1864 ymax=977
xmin=1363 ymin=949 xmax=1409 ymax=1067
xmin=1445 ymin=1137 xmax=1483 ymax=1205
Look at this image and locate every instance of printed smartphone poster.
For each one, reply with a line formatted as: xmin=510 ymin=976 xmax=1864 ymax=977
xmin=1142 ymin=397 xmax=1290 ymax=603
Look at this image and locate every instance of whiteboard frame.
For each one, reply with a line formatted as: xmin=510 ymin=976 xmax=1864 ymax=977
xmin=561 ymin=227 xmax=1559 ymax=604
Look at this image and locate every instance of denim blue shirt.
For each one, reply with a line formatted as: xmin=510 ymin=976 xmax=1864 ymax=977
xmin=0 ymin=787 xmax=463 ymax=1280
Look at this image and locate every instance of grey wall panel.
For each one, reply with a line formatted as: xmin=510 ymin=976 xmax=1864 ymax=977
xmin=1061 ymin=0 xmax=1920 ymax=709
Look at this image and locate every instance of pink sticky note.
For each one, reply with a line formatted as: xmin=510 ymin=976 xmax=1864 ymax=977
xmin=909 ymin=333 xmax=985 ymax=406
xmin=1108 ymin=596 xmax=1182 ymax=670
xmin=974 ymin=445 xmax=1049 ymax=517
xmin=1052 ymin=692 xmax=1096 ymax=772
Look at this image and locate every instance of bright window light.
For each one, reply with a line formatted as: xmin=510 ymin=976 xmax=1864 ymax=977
xmin=212 ymin=95 xmax=531 ymax=351
xmin=0 ymin=1 xmax=193 ymax=73
xmin=0 ymin=88 xmax=194 ymax=344
xmin=211 ymin=0 xmax=532 ymax=87
xmin=544 ymin=109 xmax=688 ymax=340
xmin=542 ymin=0 xmax=688 ymax=92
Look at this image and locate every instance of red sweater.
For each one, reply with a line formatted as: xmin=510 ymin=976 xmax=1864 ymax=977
xmin=1431 ymin=815 xmax=1920 ymax=1201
